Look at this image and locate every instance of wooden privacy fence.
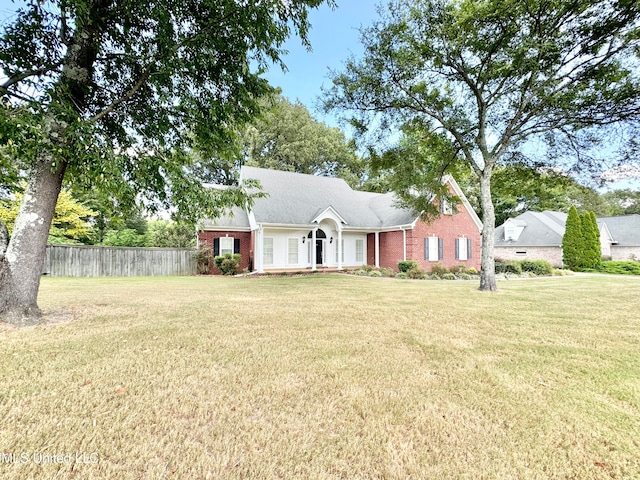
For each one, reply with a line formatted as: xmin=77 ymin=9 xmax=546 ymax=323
xmin=44 ymin=244 xmax=197 ymax=277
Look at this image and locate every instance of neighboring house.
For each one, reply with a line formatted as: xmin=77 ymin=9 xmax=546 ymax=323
xmin=495 ymin=211 xmax=640 ymax=266
xmin=198 ymin=166 xmax=482 ymax=274
xmin=598 ymin=215 xmax=640 ymax=261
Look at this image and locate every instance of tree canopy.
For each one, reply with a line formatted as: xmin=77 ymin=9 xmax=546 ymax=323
xmin=0 ymin=188 xmax=97 ymax=244
xmin=0 ymin=0 xmax=330 ymax=323
xmin=191 ymin=93 xmax=365 ymax=188
xmin=324 ymin=0 xmax=640 ymax=291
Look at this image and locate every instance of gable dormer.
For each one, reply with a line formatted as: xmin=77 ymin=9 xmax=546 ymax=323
xmin=504 ymin=218 xmax=527 ymax=241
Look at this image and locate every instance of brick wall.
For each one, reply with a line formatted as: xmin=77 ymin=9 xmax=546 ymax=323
xmin=611 ymin=246 xmax=640 ymax=261
xmin=366 ymin=187 xmax=482 ymax=272
xmin=407 ymin=214 xmax=481 ymax=272
xmin=197 ymin=230 xmax=253 ymax=274
xmin=378 ymin=230 xmax=405 ymax=271
xmin=493 ymin=246 xmax=563 ymax=267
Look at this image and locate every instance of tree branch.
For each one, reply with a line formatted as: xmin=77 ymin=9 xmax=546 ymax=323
xmin=88 ymin=71 xmax=152 ymax=123
xmin=0 ymin=65 xmax=61 ymax=94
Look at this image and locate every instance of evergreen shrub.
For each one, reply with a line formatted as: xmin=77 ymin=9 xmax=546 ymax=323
xmin=520 ymin=259 xmax=553 ymax=276
xmin=398 ymin=260 xmax=418 ymax=272
xmin=504 ymin=260 xmax=522 ymax=274
xmin=214 ymin=253 xmax=242 ymax=275
xmin=430 ymin=264 xmax=448 ymax=276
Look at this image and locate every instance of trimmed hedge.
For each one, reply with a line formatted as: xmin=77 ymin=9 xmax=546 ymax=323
xmin=398 ymin=260 xmax=418 ymax=272
xmin=214 ymin=253 xmax=242 ymax=275
xmin=593 ymin=261 xmax=640 ymax=276
xmin=495 ymin=259 xmax=553 ymax=276
xmin=520 ymin=259 xmax=553 ymax=276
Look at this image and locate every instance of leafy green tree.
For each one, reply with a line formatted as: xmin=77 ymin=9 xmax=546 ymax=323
xmin=461 ymin=164 xmax=624 ymax=224
xmin=324 ymin=0 xmax=640 ymax=291
xmin=581 ymin=211 xmax=601 ymax=269
xmin=0 ymin=0 xmax=328 ymax=323
xmin=101 ymin=229 xmax=147 ymax=247
xmin=192 ymin=94 xmax=365 ymax=187
xmin=603 ymin=189 xmax=640 ymax=215
xmin=1 ymin=189 xmax=97 ymax=244
xmin=245 ymin=95 xmax=363 ymax=180
xmin=562 ymin=206 xmax=584 ymax=270
xmin=146 ymin=220 xmax=196 ymax=248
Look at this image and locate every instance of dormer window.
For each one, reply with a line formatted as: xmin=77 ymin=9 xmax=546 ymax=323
xmin=504 ymin=220 xmax=526 ymax=241
xmin=440 ymin=198 xmax=453 ymax=215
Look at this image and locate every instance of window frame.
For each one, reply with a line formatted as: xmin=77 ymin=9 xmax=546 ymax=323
xmin=263 ymin=237 xmax=274 ymax=265
xmin=220 ymin=236 xmax=234 ymax=256
xmin=355 ymin=239 xmax=364 ymax=262
xmin=287 ymin=237 xmax=299 ymax=265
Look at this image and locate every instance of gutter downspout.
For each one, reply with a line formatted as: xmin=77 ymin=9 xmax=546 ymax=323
xmin=402 ymin=228 xmax=407 ymax=261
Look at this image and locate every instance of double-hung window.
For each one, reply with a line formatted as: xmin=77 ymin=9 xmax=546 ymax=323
xmin=456 ymin=238 xmax=472 ymax=261
xmin=263 ymin=238 xmax=274 ymax=265
xmin=355 ymin=239 xmax=364 ymax=262
xmin=213 ymin=236 xmax=238 ymax=256
xmin=424 ymin=237 xmax=443 ymax=262
xmin=288 ymin=238 xmax=298 ymax=265
xmin=220 ymin=237 xmax=234 ymax=256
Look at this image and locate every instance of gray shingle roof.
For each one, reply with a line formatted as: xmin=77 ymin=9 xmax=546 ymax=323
xmin=598 ymin=214 xmax=640 ymax=246
xmin=200 ymin=206 xmax=250 ymax=230
xmin=495 ymin=211 xmax=640 ymax=247
xmin=495 ymin=211 xmax=568 ymax=246
xmin=238 ymin=166 xmax=418 ymax=228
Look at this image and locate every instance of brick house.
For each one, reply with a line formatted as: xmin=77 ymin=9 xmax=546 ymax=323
xmin=494 ymin=211 xmax=640 ymax=266
xmin=198 ymin=166 xmax=482 ymax=274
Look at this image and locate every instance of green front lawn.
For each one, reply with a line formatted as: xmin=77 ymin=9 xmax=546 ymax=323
xmin=1 ymin=275 xmax=639 ymax=479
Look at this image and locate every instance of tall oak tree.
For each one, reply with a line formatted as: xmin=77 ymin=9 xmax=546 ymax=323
xmin=324 ymin=0 xmax=640 ymax=291
xmin=0 ymin=0 xmax=329 ymax=323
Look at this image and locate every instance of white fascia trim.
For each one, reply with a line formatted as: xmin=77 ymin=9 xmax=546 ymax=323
xmin=377 ymin=224 xmax=416 ymax=233
xmin=248 ymin=209 xmax=257 ymax=230
xmin=495 ymin=244 xmax=562 ymax=248
xmin=255 ymin=223 xmax=418 ymax=234
xmin=257 ymin=223 xmax=317 ymax=230
xmin=200 ymin=226 xmax=251 ymax=232
xmin=311 ymin=206 xmax=348 ymax=225
xmin=599 ymin=223 xmax=615 ymax=243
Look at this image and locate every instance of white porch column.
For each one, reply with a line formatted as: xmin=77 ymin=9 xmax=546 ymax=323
xmin=374 ymin=231 xmax=380 ymax=268
xmin=257 ymin=227 xmax=264 ymax=273
xmin=337 ymin=229 xmax=343 ymax=270
xmin=311 ymin=228 xmax=317 ymax=271
xmin=402 ymin=228 xmax=407 ymax=261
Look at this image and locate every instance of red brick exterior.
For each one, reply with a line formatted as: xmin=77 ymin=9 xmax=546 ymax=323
xmin=368 ymin=188 xmax=482 ymax=272
xmin=406 ymin=212 xmax=481 ymax=272
xmin=197 ymin=230 xmax=253 ymax=274
xmin=200 ymin=183 xmax=481 ymax=275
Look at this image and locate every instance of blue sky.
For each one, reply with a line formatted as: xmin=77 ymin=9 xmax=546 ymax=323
xmin=263 ymin=2 xmax=380 ymax=125
xmin=0 ymin=0 xmax=380 ymax=126
xmin=1 ymin=1 xmax=637 ymax=190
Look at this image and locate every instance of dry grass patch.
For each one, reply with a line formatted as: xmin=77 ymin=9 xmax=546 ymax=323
xmin=0 ymin=275 xmax=639 ymax=479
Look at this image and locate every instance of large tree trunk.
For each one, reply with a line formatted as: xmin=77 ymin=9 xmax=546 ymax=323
xmin=0 ymin=2 xmax=109 ymax=325
xmin=0 ymin=146 xmax=67 ymax=325
xmin=478 ymin=168 xmax=497 ymax=291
